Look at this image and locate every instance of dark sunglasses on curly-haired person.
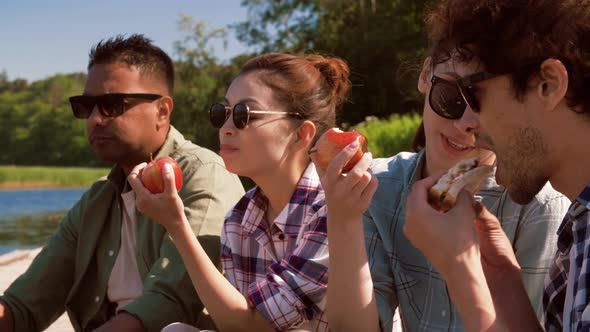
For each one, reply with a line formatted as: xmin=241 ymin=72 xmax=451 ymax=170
xmin=428 ymin=70 xmax=498 ymax=120
xmin=69 ymin=93 xmax=163 ymax=119
xmin=209 ymin=102 xmax=304 ymax=129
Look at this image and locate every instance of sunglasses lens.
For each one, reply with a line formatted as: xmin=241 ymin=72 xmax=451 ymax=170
xmin=97 ymin=96 xmax=126 ymax=117
xmin=69 ymin=97 xmax=94 ymax=119
xmin=233 ymin=104 xmax=249 ymax=129
xmin=429 ymin=79 xmax=467 ymax=119
xmin=461 ymin=86 xmax=480 ymax=113
xmin=71 ymin=102 xmax=90 ymax=119
xmin=209 ymin=103 xmax=228 ymax=128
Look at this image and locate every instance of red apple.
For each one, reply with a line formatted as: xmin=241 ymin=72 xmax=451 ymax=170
xmin=139 ymin=156 xmax=183 ymax=193
xmin=314 ymin=128 xmax=369 ymax=172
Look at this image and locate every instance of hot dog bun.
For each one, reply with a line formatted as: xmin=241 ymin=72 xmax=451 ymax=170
xmin=428 ymin=158 xmax=494 ymax=211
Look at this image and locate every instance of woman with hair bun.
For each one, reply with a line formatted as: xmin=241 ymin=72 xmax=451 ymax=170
xmin=128 ymin=53 xmax=352 ymax=332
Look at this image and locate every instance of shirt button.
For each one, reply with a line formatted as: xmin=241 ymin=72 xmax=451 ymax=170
xmin=94 ymin=296 xmax=100 ymax=303
xmin=278 ymin=234 xmax=285 ymax=240
xmin=108 ymin=250 xmax=114 ymax=257
xmin=441 ymin=310 xmax=447 ymax=317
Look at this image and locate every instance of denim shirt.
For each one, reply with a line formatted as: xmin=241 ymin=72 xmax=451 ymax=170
xmin=364 ymin=150 xmax=570 ymax=331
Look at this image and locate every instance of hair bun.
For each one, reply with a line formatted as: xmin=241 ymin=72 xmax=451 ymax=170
xmin=307 ymin=55 xmax=351 ymax=107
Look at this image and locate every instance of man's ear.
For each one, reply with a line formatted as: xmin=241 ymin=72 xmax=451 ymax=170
xmin=537 ymin=58 xmax=568 ymax=111
xmin=295 ymin=120 xmax=317 ymax=149
xmin=418 ymin=57 xmax=432 ymax=94
xmin=156 ymin=96 xmax=174 ymax=123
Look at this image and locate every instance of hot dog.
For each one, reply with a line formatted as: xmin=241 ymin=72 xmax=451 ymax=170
xmin=428 ymin=158 xmax=494 ymax=212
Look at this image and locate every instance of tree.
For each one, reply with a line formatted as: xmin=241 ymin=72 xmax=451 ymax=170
xmin=234 ymin=0 xmax=436 ymax=125
xmin=171 ymin=15 xmax=251 ymax=151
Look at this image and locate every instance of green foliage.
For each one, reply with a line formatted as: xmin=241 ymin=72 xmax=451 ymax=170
xmin=0 ymin=73 xmax=103 ymax=166
xmin=354 ymin=113 xmax=422 ymax=158
xmin=0 ymin=165 xmax=109 ymax=188
xmin=2 ymin=3 xmax=436 ymax=168
xmin=171 ymin=16 xmax=251 ymax=152
xmin=235 ymin=0 xmax=435 ymax=125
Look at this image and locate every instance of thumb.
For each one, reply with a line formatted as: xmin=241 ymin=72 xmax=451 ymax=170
xmin=455 ymin=189 xmax=476 ymax=209
xmin=162 ymin=164 xmax=177 ymax=194
xmin=473 ymin=201 xmax=502 ymax=233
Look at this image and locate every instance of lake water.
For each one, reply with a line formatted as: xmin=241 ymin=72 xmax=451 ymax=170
xmin=0 ymin=188 xmax=87 ymax=255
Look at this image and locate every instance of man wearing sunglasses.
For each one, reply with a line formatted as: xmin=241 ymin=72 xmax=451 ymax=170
xmin=0 ymin=34 xmax=244 ymax=332
xmin=402 ymin=1 xmax=590 ymax=331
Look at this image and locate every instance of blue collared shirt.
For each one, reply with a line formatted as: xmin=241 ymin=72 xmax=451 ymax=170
xmin=366 ymin=150 xmax=569 ymax=331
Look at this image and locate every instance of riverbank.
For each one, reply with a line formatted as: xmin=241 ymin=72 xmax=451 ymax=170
xmin=0 ymin=165 xmax=109 ymax=189
xmin=0 ymin=248 xmax=73 ymax=331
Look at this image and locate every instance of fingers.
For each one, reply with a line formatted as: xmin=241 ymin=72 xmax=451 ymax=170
xmin=408 ymin=170 xmax=446 ymax=202
xmin=324 ymin=139 xmax=360 ymax=184
xmin=309 ymin=147 xmax=325 ymax=178
xmin=161 ymin=164 xmax=177 ymax=195
xmin=127 ymin=162 xmax=148 ymax=193
xmin=473 ymin=201 xmax=502 ymax=233
xmin=454 ymin=189 xmax=476 ymax=210
xmin=343 ymin=151 xmax=373 ymax=194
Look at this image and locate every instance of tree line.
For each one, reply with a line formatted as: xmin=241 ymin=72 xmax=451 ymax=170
xmin=1 ymin=0 xmax=434 ymax=167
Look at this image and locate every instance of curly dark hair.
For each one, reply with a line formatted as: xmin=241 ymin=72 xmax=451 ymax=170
xmin=425 ymin=0 xmax=590 ymax=114
xmin=88 ymin=34 xmax=174 ymax=94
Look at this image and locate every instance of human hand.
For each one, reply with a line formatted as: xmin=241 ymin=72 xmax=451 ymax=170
xmin=310 ymin=138 xmax=378 ymax=221
xmin=128 ymin=162 xmax=187 ymax=231
xmin=404 ymin=173 xmax=481 ymax=277
xmin=473 ymin=202 xmax=521 ymax=289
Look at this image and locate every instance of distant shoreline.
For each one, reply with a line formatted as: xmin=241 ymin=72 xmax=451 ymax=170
xmin=0 ymin=165 xmax=109 ymax=189
xmin=0 ymin=181 xmax=88 ymax=190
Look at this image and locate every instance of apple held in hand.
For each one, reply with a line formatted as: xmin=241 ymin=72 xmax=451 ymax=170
xmin=139 ymin=156 xmax=183 ymax=193
xmin=313 ymin=128 xmax=369 ymax=172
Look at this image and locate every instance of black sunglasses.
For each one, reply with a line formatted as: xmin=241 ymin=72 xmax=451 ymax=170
xmin=428 ymin=71 xmax=497 ymax=120
xmin=209 ymin=103 xmax=304 ymax=129
xmin=69 ymin=93 xmax=162 ymax=119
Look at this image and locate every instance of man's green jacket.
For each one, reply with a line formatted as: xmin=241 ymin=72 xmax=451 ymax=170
xmin=1 ymin=126 xmax=245 ymax=332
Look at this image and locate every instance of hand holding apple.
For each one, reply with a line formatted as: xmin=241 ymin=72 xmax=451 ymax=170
xmin=312 ymin=128 xmax=368 ymax=172
xmin=139 ymin=156 xmax=183 ymax=193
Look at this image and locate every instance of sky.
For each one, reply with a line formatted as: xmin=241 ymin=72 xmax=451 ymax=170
xmin=0 ymin=0 xmax=252 ymax=82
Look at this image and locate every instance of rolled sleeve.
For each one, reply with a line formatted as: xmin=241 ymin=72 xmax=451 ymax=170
xmin=246 ymin=211 xmax=329 ymax=331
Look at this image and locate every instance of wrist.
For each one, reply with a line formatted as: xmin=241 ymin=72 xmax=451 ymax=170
xmin=166 ymin=219 xmax=193 ymax=240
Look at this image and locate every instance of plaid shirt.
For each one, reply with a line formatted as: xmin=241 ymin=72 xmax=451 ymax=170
xmin=221 ymin=163 xmax=330 ymax=332
xmin=366 ymin=151 xmax=569 ymax=332
xmin=544 ymin=185 xmax=590 ymax=332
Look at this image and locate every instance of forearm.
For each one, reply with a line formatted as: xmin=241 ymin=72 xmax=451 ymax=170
xmin=485 ymin=263 xmax=543 ymax=331
xmin=442 ymin=254 xmax=501 ymax=332
xmin=327 ymin=213 xmax=379 ymax=332
xmin=168 ymin=221 xmax=274 ymax=332
xmin=0 ymin=300 xmax=14 ymax=332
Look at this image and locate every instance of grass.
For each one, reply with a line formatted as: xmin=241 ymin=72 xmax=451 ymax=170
xmin=0 ymin=165 xmax=110 ymax=189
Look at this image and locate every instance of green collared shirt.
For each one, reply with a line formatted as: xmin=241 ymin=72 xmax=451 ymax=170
xmin=1 ymin=126 xmax=245 ymax=332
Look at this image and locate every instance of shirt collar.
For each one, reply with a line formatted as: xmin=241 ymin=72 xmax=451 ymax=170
xmin=555 ymin=183 xmax=590 ymax=253
xmin=106 ymin=125 xmax=184 ymax=194
xmin=236 ymin=163 xmax=324 ymax=238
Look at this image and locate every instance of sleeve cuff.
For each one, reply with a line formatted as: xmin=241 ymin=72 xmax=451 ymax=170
xmin=121 ymin=292 xmax=187 ymax=332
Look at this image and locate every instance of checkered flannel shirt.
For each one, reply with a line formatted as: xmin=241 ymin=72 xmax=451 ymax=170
xmin=544 ymin=184 xmax=590 ymax=332
xmin=221 ymin=163 xmax=330 ymax=332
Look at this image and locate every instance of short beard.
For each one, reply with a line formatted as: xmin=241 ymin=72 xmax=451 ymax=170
xmin=504 ymin=126 xmax=549 ymax=205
